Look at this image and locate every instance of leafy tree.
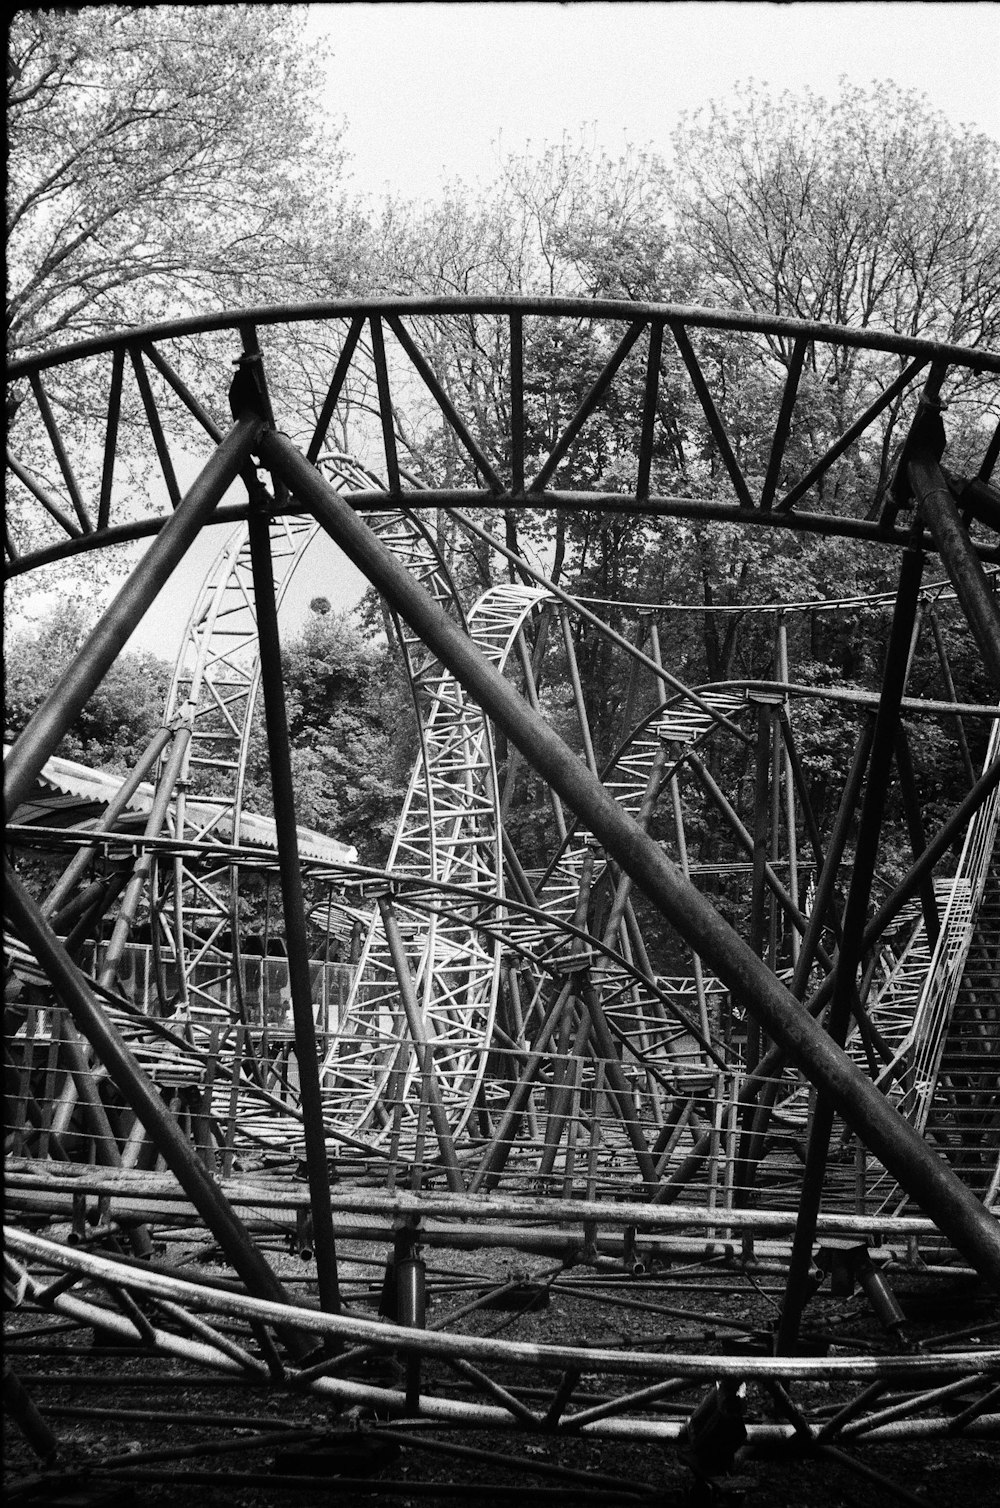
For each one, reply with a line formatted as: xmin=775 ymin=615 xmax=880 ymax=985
xmin=6 ymin=5 xmax=351 ymax=361
xmin=5 ymin=6 xmax=373 ymax=609
xmin=4 ymin=603 xmax=172 ymax=774
xmin=670 ymin=80 xmax=1000 ymax=349
xmin=668 ymin=80 xmax=1000 ymax=514
xmin=384 ymin=90 xmax=997 ymax=607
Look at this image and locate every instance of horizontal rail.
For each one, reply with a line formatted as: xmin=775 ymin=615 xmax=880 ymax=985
xmin=10 ymin=298 xmax=1000 ymax=380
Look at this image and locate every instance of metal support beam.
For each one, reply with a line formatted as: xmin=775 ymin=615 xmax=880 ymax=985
xmin=647 ymin=619 xmax=712 ymax=1040
xmin=559 ymin=606 xmax=599 ymax=775
xmin=748 ymin=700 xmax=774 ymax=1068
xmin=263 ymin=426 xmax=1000 ymax=1284
xmin=246 ymin=497 xmax=342 ymax=1319
xmin=893 ymin=725 xmax=941 ymax=947
xmin=500 ymin=609 xmax=554 ymax=822
xmin=3 ymin=1365 xmax=58 ymax=1463
xmin=775 ymin=616 xmax=800 ymax=964
xmin=685 ymin=750 xmax=818 ymax=957
xmin=514 ymin=624 xmax=567 ymax=841
xmin=468 ymin=979 xmax=575 ymax=1193
xmin=53 ymin=1012 xmax=123 ymax=1171
xmin=927 ymin=606 xmax=977 ymax=788
xmin=911 ymin=448 xmax=1000 ymax=690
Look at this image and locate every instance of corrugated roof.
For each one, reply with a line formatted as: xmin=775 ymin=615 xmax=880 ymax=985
xmin=3 ymin=745 xmax=358 ymax=865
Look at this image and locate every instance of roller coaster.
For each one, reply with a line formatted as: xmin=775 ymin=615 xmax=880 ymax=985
xmin=4 ymin=299 xmax=1000 ymax=1502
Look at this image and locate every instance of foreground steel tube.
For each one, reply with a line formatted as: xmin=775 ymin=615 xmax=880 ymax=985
xmin=246 ymin=500 xmax=343 ymax=1318
xmin=9 ymin=1228 xmax=996 ymax=1387
xmin=259 ymin=426 xmax=1000 ymax=1285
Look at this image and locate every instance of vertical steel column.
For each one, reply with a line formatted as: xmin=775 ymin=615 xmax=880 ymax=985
xmin=596 ymin=742 xmax=670 ymax=960
xmin=685 ymin=752 xmax=815 ymax=952
xmin=53 ymin=1012 xmax=123 ymax=1169
xmin=4 ymin=416 xmax=264 ymax=819
xmin=776 ymin=536 xmax=927 ymax=1350
xmin=667 ymin=767 xmax=712 ymax=1043
xmin=776 ymin=615 xmax=801 ymax=966
xmin=530 ymin=855 xmax=596 ymax=1177
xmin=927 ymin=606 xmax=977 ymax=787
xmin=468 ymin=978 xmax=576 ymax=1193
xmin=246 ymin=495 xmax=342 ymax=1318
xmin=558 ymin=606 xmax=599 ymax=774
xmin=777 ymin=708 xmax=840 ymax=935
xmin=538 ymin=1009 xmax=591 ymax=1178
xmin=768 ymin=702 xmax=783 ymax=972
xmin=748 ymin=699 xmax=775 ymax=1069
xmin=573 ymin=840 xmax=659 ymax=1191
xmin=509 ymin=311 xmax=525 ymax=495
xmin=893 ymin=726 xmax=941 ymax=947
xmin=579 ymin=975 xmax=660 ymax=1193
xmin=513 ymin=625 xmax=567 ymax=840
xmin=619 ymin=611 xmax=651 ymax=738
xmin=264 ymin=428 xmax=1000 ymax=1284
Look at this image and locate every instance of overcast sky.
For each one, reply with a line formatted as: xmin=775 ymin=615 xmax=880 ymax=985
xmin=306 ymin=1 xmax=1000 ymax=200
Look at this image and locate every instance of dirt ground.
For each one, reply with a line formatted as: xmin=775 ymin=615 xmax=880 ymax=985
xmin=5 ymin=1239 xmax=998 ymax=1508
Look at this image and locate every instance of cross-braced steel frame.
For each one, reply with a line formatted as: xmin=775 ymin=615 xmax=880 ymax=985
xmin=4 ymin=299 xmax=1000 ymax=1501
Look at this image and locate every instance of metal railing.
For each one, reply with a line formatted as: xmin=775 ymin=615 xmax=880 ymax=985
xmin=887 ymin=711 xmax=1000 ymax=1135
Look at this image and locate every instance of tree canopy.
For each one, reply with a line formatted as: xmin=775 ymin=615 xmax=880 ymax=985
xmin=670 ymin=81 xmax=1000 ymax=350
xmin=244 ymin=603 xmax=415 ymax=867
xmin=6 ymin=6 xmax=353 ymax=360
